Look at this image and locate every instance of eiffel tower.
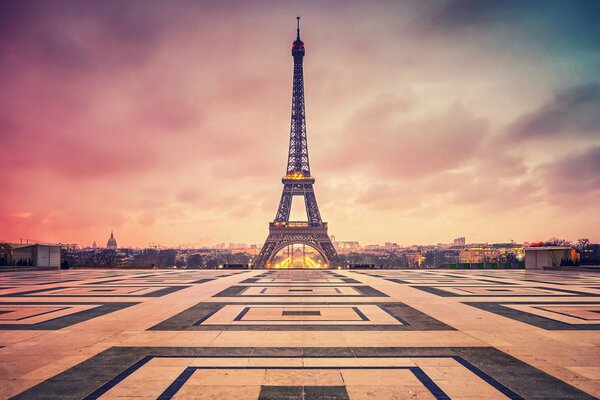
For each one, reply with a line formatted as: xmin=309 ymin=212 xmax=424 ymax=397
xmin=253 ymin=18 xmax=340 ymax=269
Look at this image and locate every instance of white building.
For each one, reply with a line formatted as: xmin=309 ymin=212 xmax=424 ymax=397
xmin=524 ymin=247 xmax=578 ymax=270
xmin=11 ymin=244 xmax=62 ymax=268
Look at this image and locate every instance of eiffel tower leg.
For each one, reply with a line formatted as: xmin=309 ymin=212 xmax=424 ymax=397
xmin=304 ymin=190 xmax=322 ymax=223
xmin=254 ymin=235 xmax=277 ymax=269
xmin=274 ymin=187 xmax=293 ymax=222
xmin=319 ymin=239 xmax=341 ymax=267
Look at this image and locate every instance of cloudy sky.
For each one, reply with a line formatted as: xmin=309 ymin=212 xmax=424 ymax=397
xmin=1 ymin=0 xmax=599 ymax=247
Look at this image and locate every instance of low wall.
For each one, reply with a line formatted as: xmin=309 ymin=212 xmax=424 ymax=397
xmin=442 ymin=262 xmax=525 ymax=269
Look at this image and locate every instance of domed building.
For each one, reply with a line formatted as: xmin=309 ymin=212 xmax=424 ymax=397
xmin=107 ymin=231 xmax=118 ymax=250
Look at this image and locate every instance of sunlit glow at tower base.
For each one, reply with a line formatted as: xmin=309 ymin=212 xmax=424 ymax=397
xmin=267 ymin=244 xmax=327 ymax=269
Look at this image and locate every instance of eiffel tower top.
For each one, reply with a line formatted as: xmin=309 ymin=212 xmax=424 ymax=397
xmin=292 ymin=16 xmax=304 ymax=55
xmin=285 ymin=16 xmax=311 ymax=179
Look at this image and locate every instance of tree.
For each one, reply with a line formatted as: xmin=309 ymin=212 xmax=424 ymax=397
xmin=187 ymin=254 xmax=204 ymax=269
xmin=0 ymin=242 xmax=12 ymax=266
xmin=229 ymin=252 xmax=251 ymax=265
xmin=543 ymin=237 xmax=572 ymax=247
xmin=575 ymin=238 xmax=591 ymax=252
xmin=157 ymin=250 xmax=177 ymax=268
xmin=130 ymin=250 xmax=159 ymax=268
xmin=97 ymin=249 xmax=120 ymax=267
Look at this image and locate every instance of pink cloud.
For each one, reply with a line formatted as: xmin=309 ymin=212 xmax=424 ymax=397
xmin=323 ymin=101 xmax=488 ymax=179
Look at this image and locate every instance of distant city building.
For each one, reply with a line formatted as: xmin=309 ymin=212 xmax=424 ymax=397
xmin=92 ymin=241 xmax=97 ymax=249
xmin=337 ymin=241 xmax=360 ymax=251
xmin=453 ymin=237 xmax=466 ymax=246
xmin=53 ymin=239 xmax=589 ymax=270
xmin=456 ymin=243 xmax=523 ymax=264
xmin=405 ymin=251 xmax=426 ymax=267
xmin=107 ymin=231 xmax=118 ymax=250
xmin=363 ymin=245 xmax=386 ymax=254
xmin=458 ymin=246 xmax=495 ymax=263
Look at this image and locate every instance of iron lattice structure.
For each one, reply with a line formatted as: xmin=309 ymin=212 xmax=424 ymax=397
xmin=254 ymin=18 xmax=340 ymax=269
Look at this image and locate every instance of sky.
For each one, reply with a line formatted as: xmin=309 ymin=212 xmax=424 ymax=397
xmin=1 ymin=0 xmax=599 ymax=248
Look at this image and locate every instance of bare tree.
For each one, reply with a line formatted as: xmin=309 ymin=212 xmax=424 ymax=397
xmin=543 ymin=237 xmax=572 ymax=247
xmin=0 ymin=242 xmax=12 ymax=266
xmin=575 ymin=238 xmax=591 ymax=252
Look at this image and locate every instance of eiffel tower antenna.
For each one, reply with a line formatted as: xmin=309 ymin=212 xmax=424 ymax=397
xmin=254 ymin=18 xmax=340 ymax=269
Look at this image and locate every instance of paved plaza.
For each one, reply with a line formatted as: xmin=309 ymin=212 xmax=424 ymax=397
xmin=0 ymin=269 xmax=599 ymax=399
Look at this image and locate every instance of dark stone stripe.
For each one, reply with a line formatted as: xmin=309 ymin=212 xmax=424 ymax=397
xmin=410 ymin=367 xmax=450 ymax=400
xmin=0 ymin=302 xmax=138 ymax=330
xmin=282 ymin=310 xmax=321 ymax=316
xmin=148 ymin=302 xmax=453 ymax=331
xmin=82 ymin=355 xmax=154 ymax=400
xmin=156 ymin=367 xmax=196 ymax=400
xmin=464 ymin=301 xmax=600 ymax=330
xmin=412 ymin=285 xmax=599 ymax=297
xmin=453 ymin=356 xmax=524 ymax=399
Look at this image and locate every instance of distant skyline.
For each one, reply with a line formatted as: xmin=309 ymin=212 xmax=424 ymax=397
xmin=1 ymin=1 xmax=599 ymax=247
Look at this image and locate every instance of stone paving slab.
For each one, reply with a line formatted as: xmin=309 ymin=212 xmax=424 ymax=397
xmin=0 ymin=269 xmax=599 ymax=399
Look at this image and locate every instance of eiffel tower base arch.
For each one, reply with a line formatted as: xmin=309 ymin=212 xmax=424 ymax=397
xmin=253 ymin=223 xmax=340 ymax=269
